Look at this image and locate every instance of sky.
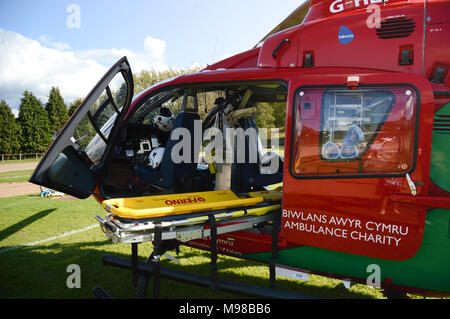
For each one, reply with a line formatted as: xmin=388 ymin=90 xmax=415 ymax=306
xmin=0 ymin=0 xmax=303 ymax=115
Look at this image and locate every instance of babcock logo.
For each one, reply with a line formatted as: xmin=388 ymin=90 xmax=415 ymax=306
xmin=338 ymin=26 xmax=355 ymax=44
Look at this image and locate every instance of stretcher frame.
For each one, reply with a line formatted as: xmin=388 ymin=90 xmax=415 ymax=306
xmin=93 ymin=189 xmax=313 ymax=299
xmin=95 ymin=201 xmax=281 ymax=244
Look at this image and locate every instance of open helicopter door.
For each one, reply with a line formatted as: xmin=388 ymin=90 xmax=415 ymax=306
xmin=29 ymin=57 xmax=134 ymax=199
xmin=283 ymin=71 xmax=435 ymax=261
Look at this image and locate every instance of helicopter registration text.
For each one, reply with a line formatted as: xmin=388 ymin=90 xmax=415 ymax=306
xmin=329 ymin=0 xmax=389 ymax=14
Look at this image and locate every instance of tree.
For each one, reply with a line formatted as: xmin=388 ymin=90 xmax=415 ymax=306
xmin=0 ymin=100 xmax=21 ymax=154
xmin=68 ymin=98 xmax=95 ymax=149
xmin=272 ymin=102 xmax=286 ymax=129
xmin=133 ymin=66 xmax=202 ymax=95
xmin=255 ymin=102 xmax=275 ymax=129
xmin=45 ymin=87 xmax=68 ymax=134
xmin=115 ymin=82 xmax=128 ymax=108
xmin=68 ymin=98 xmax=83 ymax=117
xmin=18 ymin=91 xmax=52 ymax=153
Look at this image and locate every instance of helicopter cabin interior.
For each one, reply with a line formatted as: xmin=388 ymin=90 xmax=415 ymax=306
xmin=75 ymin=80 xmax=288 ymax=200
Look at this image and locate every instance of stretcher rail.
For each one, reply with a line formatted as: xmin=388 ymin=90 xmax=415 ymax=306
xmin=96 ymin=207 xmax=279 ymax=244
xmin=96 ymin=189 xmax=282 ymax=245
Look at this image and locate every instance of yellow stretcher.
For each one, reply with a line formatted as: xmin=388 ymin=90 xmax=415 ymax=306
xmin=102 ymin=190 xmax=271 ymax=220
xmin=248 ymin=189 xmax=282 ymax=202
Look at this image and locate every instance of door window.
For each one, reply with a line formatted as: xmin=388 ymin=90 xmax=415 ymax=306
xmin=291 ymin=86 xmax=417 ymax=177
xmin=72 ymin=73 xmax=128 ymax=165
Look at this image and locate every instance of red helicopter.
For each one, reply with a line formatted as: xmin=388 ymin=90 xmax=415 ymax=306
xmin=30 ymin=0 xmax=450 ymax=298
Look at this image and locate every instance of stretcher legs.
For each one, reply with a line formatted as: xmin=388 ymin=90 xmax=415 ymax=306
xmin=136 ymin=224 xmax=171 ymax=298
xmin=131 ymin=220 xmax=214 ymax=299
xmin=208 ymin=215 xmax=218 ymax=291
xmin=131 ymin=243 xmax=138 ymax=287
xmin=151 ymin=224 xmax=163 ymax=298
xmin=93 ymin=210 xmax=309 ymax=299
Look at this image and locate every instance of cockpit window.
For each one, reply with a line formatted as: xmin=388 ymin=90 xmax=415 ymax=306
xmin=130 ymin=89 xmax=181 ymax=124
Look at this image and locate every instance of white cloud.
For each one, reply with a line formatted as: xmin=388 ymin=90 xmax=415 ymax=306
xmin=74 ymin=35 xmax=168 ymax=74
xmin=188 ymin=62 xmax=207 ymax=71
xmin=144 ymin=36 xmax=166 ymax=60
xmin=0 ymin=29 xmax=107 ymax=112
xmin=0 ymin=29 xmax=169 ymax=114
xmin=51 ymin=41 xmax=72 ymax=51
xmin=75 ymin=46 xmax=168 ymax=74
xmin=38 ymin=34 xmax=71 ymax=50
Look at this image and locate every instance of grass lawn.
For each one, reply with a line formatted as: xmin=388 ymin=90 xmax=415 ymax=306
xmin=0 ymin=194 xmax=389 ymax=299
xmin=0 ymin=169 xmax=34 ymax=183
xmin=0 ymin=158 xmax=41 ymax=164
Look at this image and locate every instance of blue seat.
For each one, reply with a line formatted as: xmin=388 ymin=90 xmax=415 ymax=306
xmin=232 ymin=118 xmax=283 ymax=193
xmin=135 ymin=111 xmax=201 ymax=191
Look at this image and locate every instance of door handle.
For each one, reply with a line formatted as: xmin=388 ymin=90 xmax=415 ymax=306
xmin=405 ymin=173 xmax=417 ymax=196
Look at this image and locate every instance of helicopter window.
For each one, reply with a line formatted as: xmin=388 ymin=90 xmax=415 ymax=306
xmin=320 ymin=89 xmax=395 ymax=160
xmin=292 ymin=86 xmax=417 ymax=177
xmin=140 ymin=95 xmax=184 ymax=125
xmin=130 ymin=89 xmax=181 ymax=124
xmin=73 ymin=72 xmax=129 ymax=165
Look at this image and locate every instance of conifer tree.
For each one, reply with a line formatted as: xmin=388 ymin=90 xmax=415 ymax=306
xmin=45 ymin=87 xmax=68 ymax=134
xmin=68 ymin=98 xmax=83 ymax=117
xmin=18 ymin=91 xmax=52 ymax=153
xmin=0 ymin=100 xmax=21 ymax=154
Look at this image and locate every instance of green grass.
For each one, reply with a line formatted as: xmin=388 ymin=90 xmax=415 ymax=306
xmin=0 ymin=158 xmax=40 ymax=165
xmin=0 ymin=169 xmax=34 ymax=183
xmin=0 ymin=195 xmax=389 ymax=299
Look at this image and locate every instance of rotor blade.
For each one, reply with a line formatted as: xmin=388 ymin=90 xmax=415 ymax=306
xmin=255 ymin=0 xmax=312 ymax=47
